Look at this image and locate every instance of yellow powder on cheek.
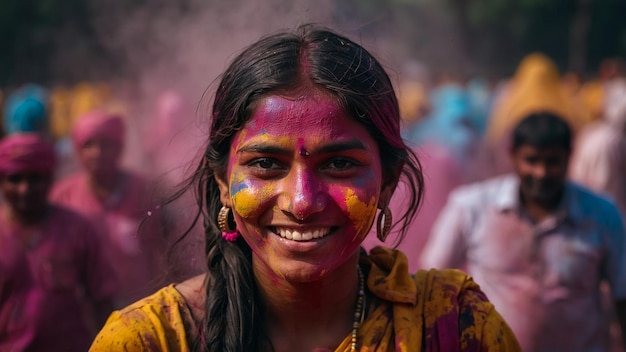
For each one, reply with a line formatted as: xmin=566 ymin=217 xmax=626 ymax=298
xmin=344 ymin=189 xmax=377 ymax=240
xmin=232 ymin=183 xmax=276 ymax=219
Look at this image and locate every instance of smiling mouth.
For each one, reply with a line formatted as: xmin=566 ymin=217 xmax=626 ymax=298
xmin=271 ymin=227 xmax=333 ymax=241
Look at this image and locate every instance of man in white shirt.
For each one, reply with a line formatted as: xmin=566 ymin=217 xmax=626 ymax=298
xmin=421 ymin=111 xmax=626 ymax=352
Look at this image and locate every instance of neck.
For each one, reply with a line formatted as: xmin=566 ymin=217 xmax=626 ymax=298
xmin=88 ymin=170 xmax=124 ymax=198
xmin=255 ymin=255 xmax=361 ymax=351
xmin=521 ymin=191 xmax=563 ymax=222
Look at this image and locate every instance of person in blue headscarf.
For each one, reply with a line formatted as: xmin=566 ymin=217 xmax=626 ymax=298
xmin=2 ymin=84 xmax=49 ymax=135
xmin=404 ymin=78 xmax=477 ymax=164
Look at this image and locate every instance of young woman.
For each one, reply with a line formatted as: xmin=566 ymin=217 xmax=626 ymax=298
xmin=90 ymin=24 xmax=520 ymax=351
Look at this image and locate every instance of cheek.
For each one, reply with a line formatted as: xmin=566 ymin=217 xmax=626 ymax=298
xmin=331 ymin=173 xmax=380 ymax=240
xmin=229 ymin=171 xmax=276 ymax=220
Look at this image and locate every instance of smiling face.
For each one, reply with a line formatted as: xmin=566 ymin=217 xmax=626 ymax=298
xmin=216 ymin=91 xmax=385 ymax=282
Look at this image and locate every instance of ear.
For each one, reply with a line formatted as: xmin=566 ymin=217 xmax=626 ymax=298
xmin=214 ymin=172 xmax=233 ymax=207
xmin=379 ymin=162 xmax=403 ymax=209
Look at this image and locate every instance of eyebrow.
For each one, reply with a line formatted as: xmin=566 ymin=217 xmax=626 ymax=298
xmin=237 ymin=139 xmax=367 ymax=155
xmin=237 ymin=145 xmax=291 ymax=155
xmin=314 ymin=140 xmax=367 ymax=154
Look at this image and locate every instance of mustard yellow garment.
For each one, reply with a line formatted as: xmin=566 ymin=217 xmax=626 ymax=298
xmin=486 ymin=52 xmax=589 ymax=144
xmin=578 ymin=79 xmax=605 ymax=123
xmin=90 ymin=247 xmax=520 ymax=351
xmin=397 ymin=80 xmax=428 ymax=125
xmin=49 ymin=86 xmax=73 ymax=139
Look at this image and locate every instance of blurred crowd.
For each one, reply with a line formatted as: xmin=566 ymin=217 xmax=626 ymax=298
xmin=0 ymin=81 xmax=206 ymax=350
xmin=0 ymin=52 xmax=625 ymax=351
xmin=364 ymin=55 xmax=626 ymax=267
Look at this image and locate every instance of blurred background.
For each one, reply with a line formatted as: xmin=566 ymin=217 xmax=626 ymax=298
xmin=2 ymin=0 xmax=625 ymax=91
xmin=1 ymin=0 xmax=626 ymax=276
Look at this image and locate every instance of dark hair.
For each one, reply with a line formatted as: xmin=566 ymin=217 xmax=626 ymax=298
xmin=184 ymin=24 xmax=424 ymax=351
xmin=510 ymin=111 xmax=572 ymax=151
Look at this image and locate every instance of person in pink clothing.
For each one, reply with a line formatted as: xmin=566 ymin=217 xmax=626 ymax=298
xmin=0 ymin=133 xmax=116 ymax=351
xmin=50 ymin=110 xmax=167 ymax=308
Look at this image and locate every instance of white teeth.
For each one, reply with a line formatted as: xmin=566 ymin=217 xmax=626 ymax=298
xmin=276 ymin=227 xmax=330 ymax=241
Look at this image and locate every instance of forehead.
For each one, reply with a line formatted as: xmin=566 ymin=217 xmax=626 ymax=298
xmin=514 ymin=144 xmax=570 ymax=157
xmin=240 ymin=93 xmax=371 ymax=143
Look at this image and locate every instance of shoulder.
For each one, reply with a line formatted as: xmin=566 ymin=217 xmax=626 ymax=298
xmin=47 ymin=205 xmax=99 ymax=236
xmin=568 ymin=182 xmax=623 ymax=223
xmin=414 ymin=268 xmax=478 ymax=303
xmin=53 ymin=172 xmax=84 ymax=187
xmin=447 ymin=175 xmax=514 ymax=207
xmin=48 ymin=204 xmax=91 ymax=224
xmin=124 ymin=170 xmax=149 ymax=185
xmin=50 ymin=172 xmax=85 ymax=197
xmin=45 ymin=205 xmax=99 ymax=242
xmin=414 ymin=269 xmax=522 ymax=351
xmin=90 ymin=284 xmax=193 ymax=351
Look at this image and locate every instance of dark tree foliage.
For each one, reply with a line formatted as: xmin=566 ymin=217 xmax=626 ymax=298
xmin=1 ymin=0 xmax=625 ymax=87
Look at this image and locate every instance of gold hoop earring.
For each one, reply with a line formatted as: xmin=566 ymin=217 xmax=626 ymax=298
xmin=376 ymin=207 xmax=392 ymax=242
xmin=217 ymin=206 xmax=236 ymax=233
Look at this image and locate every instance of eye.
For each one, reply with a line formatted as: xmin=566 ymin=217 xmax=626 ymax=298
xmin=523 ymin=156 xmax=540 ymax=164
xmin=6 ymin=174 xmax=24 ymax=184
xmin=246 ymin=158 xmax=286 ymax=177
xmin=322 ymin=157 xmax=358 ymax=174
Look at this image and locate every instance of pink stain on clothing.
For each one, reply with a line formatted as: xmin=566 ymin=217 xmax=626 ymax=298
xmin=0 ymin=205 xmax=116 ymax=351
xmin=0 ymin=133 xmax=57 ymax=174
xmin=50 ymin=171 xmax=166 ymax=308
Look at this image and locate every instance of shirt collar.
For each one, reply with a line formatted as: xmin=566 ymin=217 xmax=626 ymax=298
xmin=494 ymin=174 xmax=580 ymax=224
xmin=493 ymin=174 xmax=520 ymax=211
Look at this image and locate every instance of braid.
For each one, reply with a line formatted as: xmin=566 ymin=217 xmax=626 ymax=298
xmin=203 ymin=235 xmax=262 ymax=351
xmin=198 ymin=169 xmax=266 ymax=350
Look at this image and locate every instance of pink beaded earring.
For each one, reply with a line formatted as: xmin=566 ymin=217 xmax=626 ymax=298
xmin=217 ymin=206 xmax=239 ymax=242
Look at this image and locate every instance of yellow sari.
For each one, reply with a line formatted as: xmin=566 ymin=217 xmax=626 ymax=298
xmin=91 ymin=247 xmax=520 ymax=351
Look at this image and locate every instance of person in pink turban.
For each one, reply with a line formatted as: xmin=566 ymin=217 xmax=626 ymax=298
xmin=50 ymin=110 xmax=168 ymax=308
xmin=0 ymin=133 xmax=116 ymax=351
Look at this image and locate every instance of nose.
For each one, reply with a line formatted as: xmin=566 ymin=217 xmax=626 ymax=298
xmin=16 ymin=179 xmax=31 ymax=194
xmin=533 ymin=163 xmax=548 ymax=179
xmin=277 ymin=167 xmax=327 ymax=220
xmin=91 ymin=143 xmax=103 ymax=157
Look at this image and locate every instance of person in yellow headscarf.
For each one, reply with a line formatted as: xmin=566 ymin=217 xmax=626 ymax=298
xmin=48 ymin=85 xmax=74 ymax=140
xmin=486 ymin=53 xmax=588 ymax=145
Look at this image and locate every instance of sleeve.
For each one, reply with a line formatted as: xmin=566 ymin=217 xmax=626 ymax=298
xmin=89 ymin=291 xmax=192 ymax=352
xmin=420 ymin=190 xmax=471 ymax=270
xmin=89 ymin=310 xmax=165 ymax=352
xmin=457 ymin=276 xmax=522 ymax=352
xmin=601 ymin=202 xmax=626 ymax=299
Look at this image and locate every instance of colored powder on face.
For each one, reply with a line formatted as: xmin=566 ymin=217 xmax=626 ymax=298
xmin=343 ymin=188 xmax=378 ymax=240
xmin=231 ymin=177 xmax=276 ymax=219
